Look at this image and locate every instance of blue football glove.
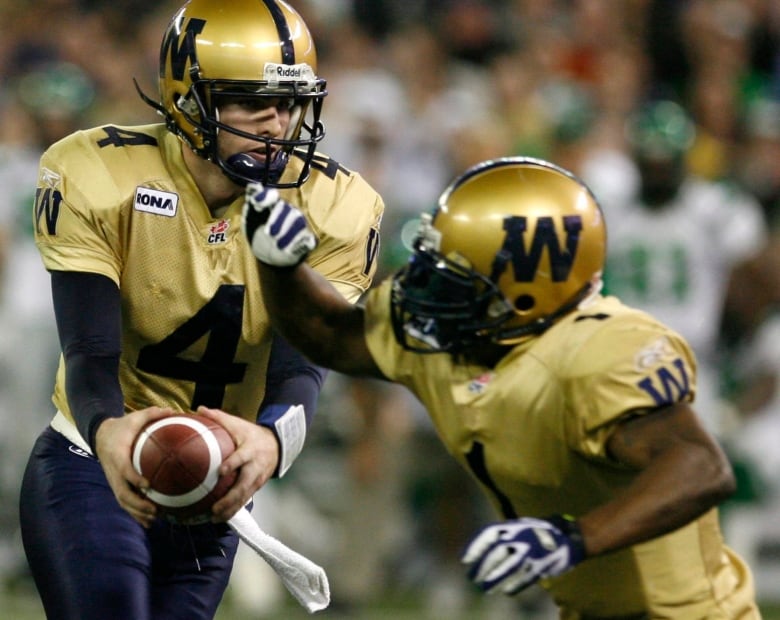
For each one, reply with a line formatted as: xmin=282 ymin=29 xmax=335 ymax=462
xmin=242 ymin=182 xmax=318 ymax=267
xmin=461 ymin=515 xmax=586 ymax=595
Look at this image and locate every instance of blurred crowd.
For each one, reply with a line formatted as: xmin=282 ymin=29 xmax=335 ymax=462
xmin=1 ymin=0 xmax=780 ymax=617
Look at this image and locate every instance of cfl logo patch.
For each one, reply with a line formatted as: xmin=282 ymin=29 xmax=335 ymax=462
xmin=208 ymin=219 xmax=230 ymax=244
xmin=468 ymin=372 xmax=494 ymax=394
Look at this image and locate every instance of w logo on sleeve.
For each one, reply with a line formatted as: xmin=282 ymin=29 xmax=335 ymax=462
xmin=637 ymin=358 xmax=691 ymax=405
xmin=490 ymin=215 xmax=583 ymax=283
xmin=34 ymin=187 xmax=62 ymax=235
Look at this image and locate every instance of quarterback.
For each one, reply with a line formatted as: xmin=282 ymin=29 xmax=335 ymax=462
xmin=243 ymin=157 xmax=759 ymax=618
xmin=19 ymin=1 xmax=382 ymax=619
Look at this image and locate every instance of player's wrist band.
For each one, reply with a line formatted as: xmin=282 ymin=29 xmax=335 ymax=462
xmin=547 ymin=513 xmax=587 ymax=561
xmin=258 ymin=404 xmax=307 ymax=477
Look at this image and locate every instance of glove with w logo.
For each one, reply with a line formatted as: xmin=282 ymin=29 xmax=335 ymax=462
xmin=461 ymin=515 xmax=586 ymax=594
xmin=242 ymin=182 xmax=318 ymax=267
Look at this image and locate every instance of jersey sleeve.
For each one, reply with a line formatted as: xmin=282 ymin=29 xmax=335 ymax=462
xmin=298 ymin=166 xmax=384 ymax=303
xmin=33 ymin=131 xmax=123 ymax=284
xmin=561 ymin=311 xmax=698 ymax=459
xmin=362 ymin=278 xmax=417 ymax=382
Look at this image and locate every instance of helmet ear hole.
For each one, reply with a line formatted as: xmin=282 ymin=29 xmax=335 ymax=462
xmin=514 ymin=294 xmax=535 ymax=312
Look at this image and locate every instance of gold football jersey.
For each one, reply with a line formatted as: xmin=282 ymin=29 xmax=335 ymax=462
xmin=34 ymin=123 xmax=383 ymax=424
xmin=364 ymin=280 xmax=758 ymax=618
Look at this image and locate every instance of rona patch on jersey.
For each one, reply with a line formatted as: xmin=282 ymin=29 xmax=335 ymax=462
xmin=134 ymin=187 xmax=179 ymax=217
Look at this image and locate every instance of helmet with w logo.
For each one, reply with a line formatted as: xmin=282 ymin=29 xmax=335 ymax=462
xmin=139 ymin=0 xmax=326 ymax=188
xmin=391 ymin=157 xmax=606 ymax=352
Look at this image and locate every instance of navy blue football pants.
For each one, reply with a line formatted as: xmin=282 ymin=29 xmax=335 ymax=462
xmin=19 ymin=426 xmax=239 ymax=620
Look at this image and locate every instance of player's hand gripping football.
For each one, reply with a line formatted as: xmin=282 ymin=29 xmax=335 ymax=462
xmin=461 ymin=515 xmax=586 ymax=594
xmin=94 ymin=406 xmax=178 ymax=528
xmin=242 ymin=182 xmax=318 ymax=267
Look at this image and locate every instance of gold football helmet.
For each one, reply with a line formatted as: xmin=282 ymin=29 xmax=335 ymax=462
xmin=391 ymin=157 xmax=606 ymax=352
xmin=138 ymin=0 xmax=326 ymax=187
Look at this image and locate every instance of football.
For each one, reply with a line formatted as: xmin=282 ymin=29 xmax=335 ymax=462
xmin=131 ymin=415 xmax=237 ymax=524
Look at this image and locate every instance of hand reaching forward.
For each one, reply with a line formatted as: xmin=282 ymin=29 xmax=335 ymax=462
xmin=461 ymin=515 xmax=586 ymax=594
xmin=242 ymin=182 xmax=317 ymax=267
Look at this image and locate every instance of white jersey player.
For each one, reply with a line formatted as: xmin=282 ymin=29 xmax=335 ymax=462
xmin=588 ymin=100 xmax=767 ymax=435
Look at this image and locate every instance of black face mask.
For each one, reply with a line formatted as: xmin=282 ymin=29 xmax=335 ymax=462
xmin=389 ymin=249 xmax=512 ymax=354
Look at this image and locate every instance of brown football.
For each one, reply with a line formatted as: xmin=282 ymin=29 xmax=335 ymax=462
xmin=131 ymin=415 xmax=237 ymax=524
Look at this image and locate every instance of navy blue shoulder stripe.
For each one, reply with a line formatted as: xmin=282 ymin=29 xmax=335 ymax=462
xmin=261 ymin=0 xmax=295 ymax=64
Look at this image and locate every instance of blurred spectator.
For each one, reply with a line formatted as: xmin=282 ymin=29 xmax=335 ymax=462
xmin=720 ymin=311 xmax=780 ymax=602
xmin=736 ymin=97 xmax=780 ymax=221
xmin=642 ymin=0 xmax=692 ymax=97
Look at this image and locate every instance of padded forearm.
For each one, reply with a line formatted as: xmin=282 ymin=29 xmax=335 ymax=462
xmin=258 ymin=333 xmax=328 ymax=476
xmin=64 ymin=350 xmax=124 ymax=452
xmin=259 ymin=332 xmax=327 ymax=427
xmin=51 ymin=270 xmax=124 ymax=451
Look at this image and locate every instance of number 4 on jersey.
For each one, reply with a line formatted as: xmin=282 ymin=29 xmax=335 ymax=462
xmin=137 ymin=284 xmax=247 ymax=409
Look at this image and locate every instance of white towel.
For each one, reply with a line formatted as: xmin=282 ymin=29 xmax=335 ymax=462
xmin=228 ymin=507 xmax=330 ymax=613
